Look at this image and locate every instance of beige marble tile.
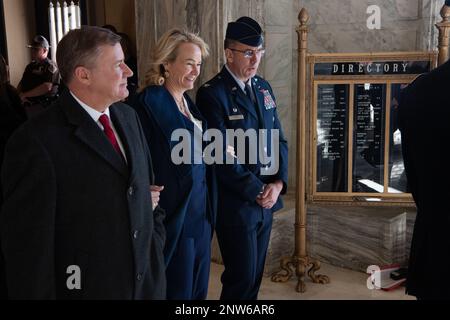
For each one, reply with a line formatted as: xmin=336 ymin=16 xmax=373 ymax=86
xmin=136 ymin=0 xmax=225 ymax=91
xmin=301 ymin=0 xmax=421 ymax=24
xmin=308 ymin=27 xmax=418 ymax=53
xmin=208 ymin=261 xmax=415 ymax=300
xmin=262 ymin=195 xmax=417 ymax=275
xmin=265 ymin=0 xmax=293 ymax=26
xmin=265 ymin=31 xmax=292 ymax=83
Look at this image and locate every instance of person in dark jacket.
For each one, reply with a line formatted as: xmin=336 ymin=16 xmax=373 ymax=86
xmin=0 ymin=26 xmax=166 ymax=300
xmin=131 ymin=28 xmax=216 ymax=300
xmin=0 ymin=54 xmax=27 ymax=300
xmin=0 ymin=54 xmax=27 ymax=191
xmin=398 ymin=57 xmax=450 ymax=300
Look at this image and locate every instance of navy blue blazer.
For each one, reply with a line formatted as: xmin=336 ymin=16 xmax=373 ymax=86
xmin=196 ymin=66 xmax=288 ymax=227
xmin=131 ymin=85 xmax=217 ymax=264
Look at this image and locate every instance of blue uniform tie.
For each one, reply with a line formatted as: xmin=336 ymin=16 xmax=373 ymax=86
xmin=245 ymin=81 xmax=256 ymax=104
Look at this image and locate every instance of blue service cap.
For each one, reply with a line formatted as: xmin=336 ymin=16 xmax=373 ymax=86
xmin=225 ymin=16 xmax=263 ymax=47
xmin=446 ymin=0 xmax=450 ymax=6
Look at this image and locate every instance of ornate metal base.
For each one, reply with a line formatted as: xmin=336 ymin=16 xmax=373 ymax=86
xmin=271 ymin=255 xmax=330 ymax=293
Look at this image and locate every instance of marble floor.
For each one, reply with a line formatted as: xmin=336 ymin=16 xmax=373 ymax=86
xmin=207 ymin=262 xmax=415 ymax=300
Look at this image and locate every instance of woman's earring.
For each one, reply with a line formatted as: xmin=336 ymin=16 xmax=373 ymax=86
xmin=164 ymin=71 xmax=170 ymax=78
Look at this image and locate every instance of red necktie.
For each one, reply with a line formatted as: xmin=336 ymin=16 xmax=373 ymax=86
xmin=99 ymin=114 xmax=124 ymax=160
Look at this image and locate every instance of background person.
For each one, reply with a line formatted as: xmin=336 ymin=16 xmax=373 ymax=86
xmin=0 ymin=54 xmax=27 ymax=300
xmin=17 ymin=35 xmax=59 ymax=117
xmin=118 ymin=32 xmax=138 ymax=102
xmin=398 ymin=56 xmax=450 ymax=300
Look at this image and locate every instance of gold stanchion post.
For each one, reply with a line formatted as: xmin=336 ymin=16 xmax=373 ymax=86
xmin=271 ymin=8 xmax=330 ymax=293
xmin=436 ymin=4 xmax=450 ymax=66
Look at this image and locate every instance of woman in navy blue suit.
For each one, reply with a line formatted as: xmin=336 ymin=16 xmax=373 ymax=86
xmin=131 ymin=29 xmax=216 ymax=300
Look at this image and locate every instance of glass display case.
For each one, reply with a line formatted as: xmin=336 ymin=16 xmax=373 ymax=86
xmin=309 ymin=53 xmax=435 ymax=203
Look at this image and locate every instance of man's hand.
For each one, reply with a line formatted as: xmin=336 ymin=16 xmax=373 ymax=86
xmin=19 ymin=93 xmax=30 ymax=104
xmin=150 ymin=185 xmax=164 ymax=210
xmin=256 ymin=180 xmax=283 ymax=209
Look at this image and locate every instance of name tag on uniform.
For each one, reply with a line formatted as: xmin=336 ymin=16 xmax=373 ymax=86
xmin=229 ymin=114 xmax=244 ymax=121
xmin=260 ymin=89 xmax=276 ymax=110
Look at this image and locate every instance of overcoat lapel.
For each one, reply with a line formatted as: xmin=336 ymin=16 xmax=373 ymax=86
xmin=110 ymin=105 xmax=138 ymax=180
xmin=60 ymin=91 xmax=129 ymax=178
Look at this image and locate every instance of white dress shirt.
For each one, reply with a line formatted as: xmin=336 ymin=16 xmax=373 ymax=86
xmin=70 ymin=91 xmax=127 ymax=162
xmin=181 ymin=96 xmax=203 ymax=132
xmin=225 ymin=63 xmax=253 ymax=93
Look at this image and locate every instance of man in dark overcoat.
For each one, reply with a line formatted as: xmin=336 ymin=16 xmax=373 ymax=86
xmin=0 ymin=26 xmax=166 ymax=299
xmin=398 ymin=57 xmax=450 ymax=300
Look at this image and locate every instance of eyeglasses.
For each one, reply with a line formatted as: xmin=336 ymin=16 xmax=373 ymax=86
xmin=228 ymin=48 xmax=265 ymax=59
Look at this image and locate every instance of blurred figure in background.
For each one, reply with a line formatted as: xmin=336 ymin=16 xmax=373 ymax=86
xmin=0 ymin=54 xmax=27 ymax=300
xmin=17 ymin=35 xmax=59 ymax=117
xmin=398 ymin=56 xmax=450 ymax=300
xmin=118 ymin=32 xmax=138 ymax=102
xmin=0 ymin=54 xmax=27 ymax=197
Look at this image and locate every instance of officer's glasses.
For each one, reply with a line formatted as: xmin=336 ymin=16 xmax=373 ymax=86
xmin=229 ymin=48 xmax=265 ymax=59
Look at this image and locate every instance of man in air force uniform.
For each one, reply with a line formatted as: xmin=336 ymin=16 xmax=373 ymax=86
xmin=196 ymin=16 xmax=288 ymax=300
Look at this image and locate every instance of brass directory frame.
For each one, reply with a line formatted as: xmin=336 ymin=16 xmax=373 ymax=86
xmin=307 ymin=52 xmax=437 ymax=205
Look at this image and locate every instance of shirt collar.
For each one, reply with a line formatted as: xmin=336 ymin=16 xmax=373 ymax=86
xmin=225 ymin=64 xmax=252 ymax=92
xmin=70 ymin=91 xmax=110 ymax=123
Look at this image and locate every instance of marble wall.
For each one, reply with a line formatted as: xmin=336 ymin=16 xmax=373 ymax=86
xmin=265 ymin=201 xmax=417 ymax=275
xmin=301 ymin=0 xmax=444 ymax=54
xmin=135 ymin=0 xmax=225 ymax=94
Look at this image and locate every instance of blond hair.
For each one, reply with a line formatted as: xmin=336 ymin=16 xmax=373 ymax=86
xmin=142 ymin=28 xmax=209 ymax=88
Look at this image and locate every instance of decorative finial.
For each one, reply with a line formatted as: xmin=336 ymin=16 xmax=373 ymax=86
xmin=298 ymin=8 xmax=309 ymax=26
xmin=441 ymin=4 xmax=450 ymax=22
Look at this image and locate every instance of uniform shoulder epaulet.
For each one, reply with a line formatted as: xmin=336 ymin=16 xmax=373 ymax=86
xmin=253 ymin=74 xmax=265 ymax=82
xmin=202 ymin=77 xmax=219 ymax=89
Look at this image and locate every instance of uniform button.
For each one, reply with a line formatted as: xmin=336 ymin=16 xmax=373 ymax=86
xmin=133 ymin=230 xmax=139 ymax=239
xmin=136 ymin=273 xmax=142 ymax=281
xmin=128 ymin=186 xmax=134 ymax=196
